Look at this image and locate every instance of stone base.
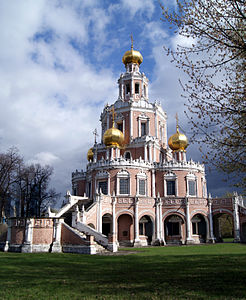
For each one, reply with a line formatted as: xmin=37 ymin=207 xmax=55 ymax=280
xmin=107 ymin=242 xmax=118 ymax=252
xmin=185 ymin=238 xmax=195 ymax=245
xmin=133 ymin=239 xmax=143 ymax=247
xmin=52 ymin=242 xmax=62 ymax=253
xmin=21 ymin=243 xmax=32 ymax=253
xmin=233 ymin=237 xmax=241 ymax=243
xmin=32 ymin=244 xmax=51 ymax=253
xmin=62 ymin=244 xmax=97 ymax=254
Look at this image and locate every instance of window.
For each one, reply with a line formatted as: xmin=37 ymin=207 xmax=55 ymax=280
xmin=139 ymin=179 xmax=146 ymax=195
xmin=98 ymin=181 xmax=108 ymax=195
xmin=119 ymin=178 xmax=129 ymax=194
xmin=144 ymin=85 xmax=146 ymax=96
xmin=166 ymin=180 xmax=175 ymax=196
xmin=87 ymin=182 xmax=91 ymax=198
xmin=125 ymin=152 xmax=131 ymax=160
xmin=141 ymin=122 xmax=146 ymax=136
xmin=117 ymin=122 xmax=123 ymax=132
xmin=126 ymin=84 xmax=130 ymax=94
xmin=73 ymin=187 xmax=77 ymax=196
xmin=188 ymin=181 xmax=196 ymax=196
xmin=135 ymin=83 xmax=139 ymax=94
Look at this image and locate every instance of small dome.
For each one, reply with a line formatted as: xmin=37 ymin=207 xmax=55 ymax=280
xmin=168 ymin=128 xmax=188 ymax=152
xmin=87 ymin=148 xmax=93 ymax=161
xmin=103 ymin=126 xmax=124 ymax=148
xmin=122 ymin=48 xmax=143 ymax=66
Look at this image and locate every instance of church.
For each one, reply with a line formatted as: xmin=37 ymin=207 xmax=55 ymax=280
xmin=1 ymin=42 xmax=246 ymax=254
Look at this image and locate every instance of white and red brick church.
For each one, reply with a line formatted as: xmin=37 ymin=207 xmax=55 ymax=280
xmin=1 ymin=42 xmax=246 ymax=254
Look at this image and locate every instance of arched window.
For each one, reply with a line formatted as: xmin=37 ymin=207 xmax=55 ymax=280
xmin=125 ymin=151 xmax=131 ymax=160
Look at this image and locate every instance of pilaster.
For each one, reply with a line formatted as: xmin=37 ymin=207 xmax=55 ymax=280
xmin=22 ymin=218 xmax=33 ymax=253
xmin=185 ymin=197 xmax=194 ymax=244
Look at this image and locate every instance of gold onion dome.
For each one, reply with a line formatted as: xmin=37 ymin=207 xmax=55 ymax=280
xmin=122 ymin=36 xmax=143 ymax=66
xmin=87 ymin=148 xmax=93 ymax=161
xmin=122 ymin=48 xmax=143 ymax=66
xmin=168 ymin=127 xmax=188 ymax=152
xmin=103 ymin=124 xmax=124 ymax=148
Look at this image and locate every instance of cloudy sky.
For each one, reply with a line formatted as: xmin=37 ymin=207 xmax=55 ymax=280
xmin=0 ymin=0 xmax=236 ymax=203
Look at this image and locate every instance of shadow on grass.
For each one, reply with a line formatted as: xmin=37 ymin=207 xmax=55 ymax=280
xmin=0 ymin=244 xmax=246 ymax=299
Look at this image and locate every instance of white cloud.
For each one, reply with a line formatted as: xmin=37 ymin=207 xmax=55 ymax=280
xmin=120 ymin=0 xmax=155 ymax=18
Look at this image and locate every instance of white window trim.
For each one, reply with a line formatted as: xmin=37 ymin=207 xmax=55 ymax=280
xmin=95 ymin=171 xmax=110 ymax=195
xmin=186 ymin=173 xmax=197 ymax=197
xmin=136 ymin=172 xmax=147 ymax=196
xmin=164 ymin=172 xmax=177 ymax=197
xmin=138 ymin=114 xmax=149 ymax=137
xmin=117 ymin=170 xmax=130 ymax=196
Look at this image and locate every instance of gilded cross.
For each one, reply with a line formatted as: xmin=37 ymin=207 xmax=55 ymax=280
xmin=131 ymin=34 xmax=134 ymax=50
xmin=110 ymin=106 xmax=116 ymax=126
xmin=93 ymin=128 xmax=98 ymax=143
xmin=175 ymin=113 xmax=179 ymax=131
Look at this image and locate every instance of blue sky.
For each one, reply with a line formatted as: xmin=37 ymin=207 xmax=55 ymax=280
xmin=0 ymin=0 xmax=236 ymax=201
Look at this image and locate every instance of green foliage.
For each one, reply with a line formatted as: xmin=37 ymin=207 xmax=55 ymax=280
xmin=0 ymin=244 xmax=246 ymax=299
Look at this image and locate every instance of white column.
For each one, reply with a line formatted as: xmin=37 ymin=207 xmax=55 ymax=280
xmin=121 ymin=83 xmax=123 ymax=98
xmin=134 ymin=198 xmax=140 ymax=244
xmin=144 ymin=145 xmax=147 ymax=161
xmin=93 ymin=147 xmax=97 ymax=163
xmin=159 ymin=199 xmax=165 ymax=244
xmin=138 ymin=118 xmax=141 ymax=137
xmin=106 ymin=149 xmax=109 ymax=160
xmin=4 ymin=219 xmax=12 ymax=252
xmin=156 ymin=201 xmax=160 ymax=241
xmin=151 ymin=169 xmax=156 ymax=198
xmin=208 ymin=196 xmax=215 ymax=242
xmin=233 ymin=194 xmax=240 ymax=242
xmin=153 ymin=144 xmax=156 ymax=162
xmin=112 ymin=197 xmax=116 ymax=235
xmin=148 ymin=144 xmax=152 ymax=162
xmin=131 ymin=76 xmax=134 ymax=97
xmin=110 ymin=148 xmax=114 ymax=160
xmin=107 ymin=176 xmax=110 ymax=196
xmin=130 ymin=108 xmax=133 ymax=139
xmin=123 ymin=119 xmax=125 ymax=136
xmin=155 ymin=111 xmax=157 ymax=138
xmin=22 ymin=219 xmax=33 ymax=253
xmin=52 ymin=219 xmax=62 ymax=253
xmin=98 ymin=194 xmax=102 ymax=233
xmin=186 ymin=198 xmax=193 ymax=244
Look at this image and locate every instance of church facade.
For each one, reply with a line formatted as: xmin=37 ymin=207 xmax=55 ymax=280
xmin=1 ymin=43 xmax=246 ymax=254
xmin=69 ymin=43 xmax=243 ymax=248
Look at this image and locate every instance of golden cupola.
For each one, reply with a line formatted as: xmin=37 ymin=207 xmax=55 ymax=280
xmin=103 ymin=124 xmax=124 ymax=148
xmin=168 ymin=115 xmax=188 ymax=152
xmin=87 ymin=147 xmax=94 ymax=161
xmin=122 ymin=36 xmax=143 ymax=66
xmin=103 ymin=106 xmax=124 ymax=148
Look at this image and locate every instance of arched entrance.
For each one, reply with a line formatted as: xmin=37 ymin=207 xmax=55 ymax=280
xmin=139 ymin=215 xmax=153 ymax=245
xmin=164 ymin=214 xmax=184 ymax=244
xmin=213 ymin=213 xmax=234 ymax=242
xmin=191 ymin=214 xmax=207 ymax=243
xmin=117 ymin=214 xmax=133 ymax=246
xmin=102 ymin=213 xmax=112 ymax=236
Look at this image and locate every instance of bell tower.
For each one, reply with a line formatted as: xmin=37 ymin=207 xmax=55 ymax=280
xmin=118 ymin=36 xmax=149 ymax=102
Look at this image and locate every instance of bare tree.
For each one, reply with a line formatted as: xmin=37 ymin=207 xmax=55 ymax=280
xmin=16 ymin=163 xmax=59 ymax=217
xmin=161 ymin=0 xmax=246 ymax=190
xmin=0 ymin=148 xmax=22 ymax=217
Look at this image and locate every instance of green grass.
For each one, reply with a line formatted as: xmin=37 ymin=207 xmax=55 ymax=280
xmin=0 ymin=243 xmax=246 ymax=299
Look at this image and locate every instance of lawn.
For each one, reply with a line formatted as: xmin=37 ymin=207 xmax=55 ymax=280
xmin=0 ymin=243 xmax=246 ymax=300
